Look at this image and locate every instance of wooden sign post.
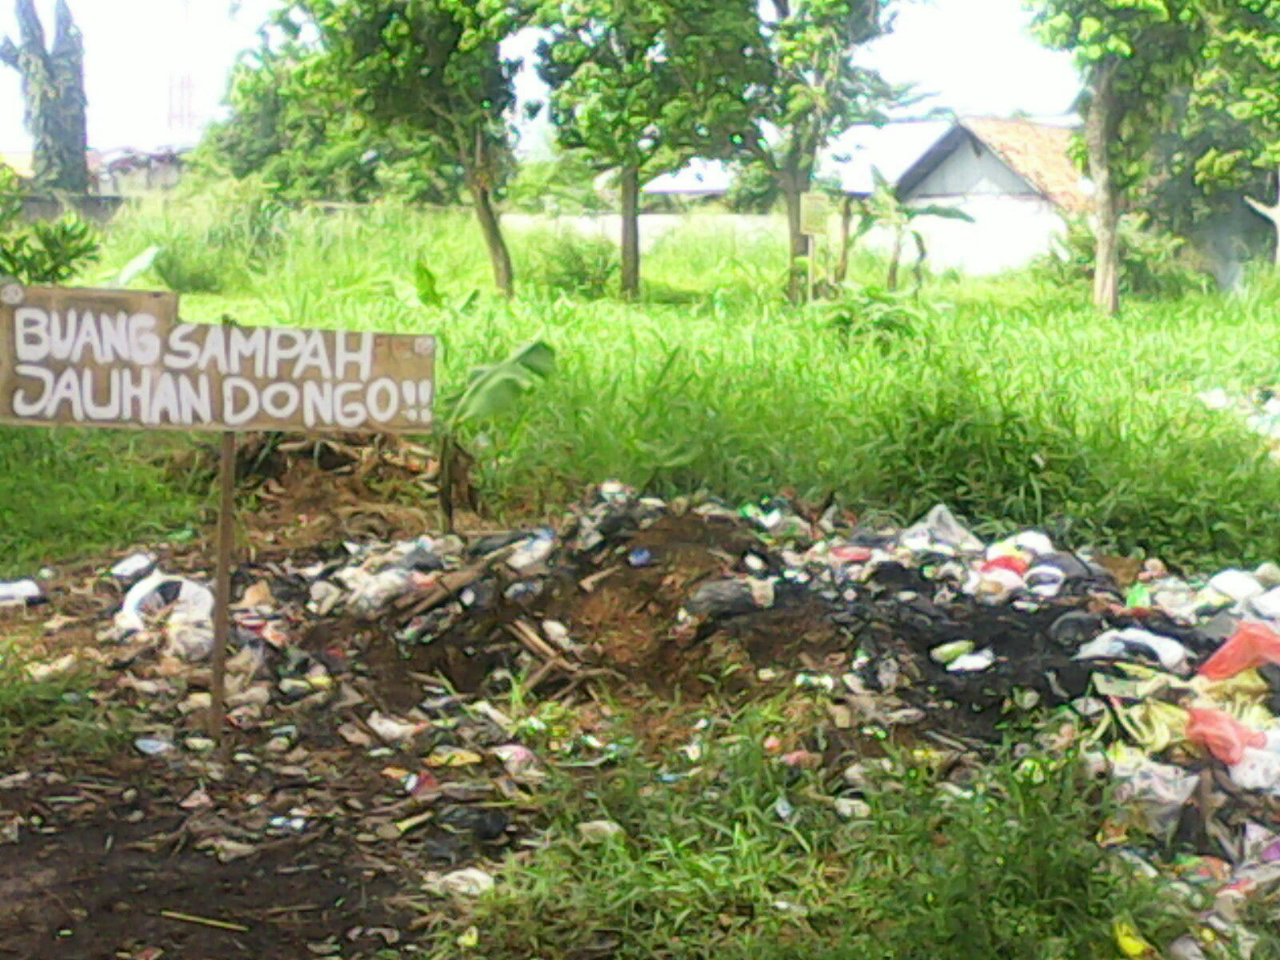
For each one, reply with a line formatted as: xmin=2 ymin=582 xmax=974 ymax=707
xmin=799 ymin=192 xmax=833 ymax=302
xmin=0 ymin=282 xmax=437 ymax=741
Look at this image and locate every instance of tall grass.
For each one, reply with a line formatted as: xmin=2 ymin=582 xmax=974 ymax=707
xmin=35 ymin=193 xmax=1280 ymax=570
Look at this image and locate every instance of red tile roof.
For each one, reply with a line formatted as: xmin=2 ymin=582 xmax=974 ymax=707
xmin=961 ymin=117 xmax=1091 ymax=213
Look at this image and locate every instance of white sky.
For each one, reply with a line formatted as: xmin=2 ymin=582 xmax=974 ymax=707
xmin=0 ymin=0 xmax=1080 ymax=155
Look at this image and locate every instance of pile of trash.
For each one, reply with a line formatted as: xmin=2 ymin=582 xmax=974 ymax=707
xmin=14 ymin=482 xmax=1280 ymax=947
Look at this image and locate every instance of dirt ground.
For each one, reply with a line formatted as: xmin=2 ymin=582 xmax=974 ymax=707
xmin=0 ymin=763 xmax=411 ymax=960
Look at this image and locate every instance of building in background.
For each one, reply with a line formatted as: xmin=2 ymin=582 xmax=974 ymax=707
xmin=644 ymin=116 xmax=1088 ymax=275
xmin=97 ymin=147 xmax=189 ymax=196
xmin=893 ymin=117 xmax=1089 ymax=273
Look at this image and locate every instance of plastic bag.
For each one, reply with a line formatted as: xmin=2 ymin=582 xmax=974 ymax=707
xmin=115 ymin=572 xmax=216 ymax=661
xmin=1185 ymin=707 xmax=1267 ymax=765
xmin=1199 ymin=622 xmax=1280 ymax=681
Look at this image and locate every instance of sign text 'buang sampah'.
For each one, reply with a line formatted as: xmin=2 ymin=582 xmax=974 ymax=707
xmin=0 ymin=285 xmax=435 ymax=432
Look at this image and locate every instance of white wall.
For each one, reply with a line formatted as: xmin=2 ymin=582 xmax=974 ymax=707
xmin=502 ymin=198 xmax=1065 ymax=277
xmin=903 ymin=195 xmax=1065 ymax=274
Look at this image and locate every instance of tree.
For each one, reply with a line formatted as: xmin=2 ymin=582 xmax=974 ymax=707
xmin=198 ymin=43 xmax=463 ymax=205
xmin=536 ymin=0 xmax=766 ymax=297
xmin=1030 ymin=0 xmax=1206 ymax=314
xmin=1144 ymin=90 xmax=1273 ymax=281
xmin=1189 ymin=1 xmax=1280 ymax=266
xmin=0 ymin=0 xmax=88 ymax=193
xmin=285 ymin=0 xmax=524 ymax=295
xmin=736 ymin=1 xmax=903 ymax=302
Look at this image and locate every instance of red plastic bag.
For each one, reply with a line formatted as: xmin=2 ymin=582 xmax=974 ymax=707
xmin=1198 ymin=622 xmax=1280 ymax=681
xmin=1185 ymin=707 xmax=1266 ymax=765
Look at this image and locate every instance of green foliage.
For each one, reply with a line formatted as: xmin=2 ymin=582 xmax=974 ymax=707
xmin=425 ymin=725 xmax=1187 ymax=959
xmin=745 ymin=0 xmax=903 ymax=176
xmin=506 ymin=151 xmax=609 ymax=215
xmin=1144 ymin=91 xmax=1275 ymax=267
xmin=47 ymin=204 xmax=1280 ymax=571
xmin=0 ymin=427 xmax=198 ymax=577
xmin=196 ymin=43 xmax=463 ymax=205
xmin=726 ymin=159 xmax=781 ymax=214
xmin=518 ymin=227 xmax=619 ymax=298
xmin=109 ymin=179 xmax=286 ymax=293
xmin=0 ymin=167 xmax=98 ymax=282
xmin=536 ymin=0 xmax=767 ymax=179
xmin=821 ymin=285 xmax=929 ymax=352
xmin=1033 ymin=214 xmax=1211 ymax=298
xmin=1191 ymin=1 xmax=1280 ymax=174
xmin=856 ymin=168 xmax=973 ymax=291
xmin=445 ymin=341 xmax=557 ymax=433
xmin=281 ymin=0 xmax=525 ymax=292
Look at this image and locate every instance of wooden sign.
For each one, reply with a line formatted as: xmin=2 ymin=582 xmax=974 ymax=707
xmin=0 ymin=281 xmax=440 ymax=747
xmin=0 ymin=283 xmax=436 ymax=432
xmin=800 ymin=192 xmax=833 ymax=236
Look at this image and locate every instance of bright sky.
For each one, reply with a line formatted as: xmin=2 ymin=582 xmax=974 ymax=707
xmin=0 ymin=0 xmax=1080 ymax=155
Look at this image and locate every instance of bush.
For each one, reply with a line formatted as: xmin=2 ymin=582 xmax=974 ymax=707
xmin=820 ymin=285 xmax=931 ymax=353
xmin=517 ymin=226 xmax=619 ymax=298
xmin=1033 ymin=214 xmax=1212 ymax=299
xmin=0 ymin=167 xmax=100 ymax=283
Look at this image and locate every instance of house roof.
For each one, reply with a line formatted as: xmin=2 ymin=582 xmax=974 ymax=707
xmin=898 ymin=117 xmax=1091 ymax=213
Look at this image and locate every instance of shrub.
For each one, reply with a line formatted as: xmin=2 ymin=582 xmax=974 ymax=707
xmin=1033 ymin=214 xmax=1212 ymax=299
xmin=820 ymin=285 xmax=930 ymax=353
xmin=517 ymin=226 xmax=619 ymax=298
xmin=0 ymin=167 xmax=100 ymax=283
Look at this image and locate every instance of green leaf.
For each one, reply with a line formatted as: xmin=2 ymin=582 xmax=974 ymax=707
xmin=414 ymin=257 xmax=444 ymax=307
xmin=115 ymin=245 xmax=162 ymax=287
xmin=447 ymin=340 xmax=556 ymax=429
xmin=909 ymin=205 xmax=975 ymax=224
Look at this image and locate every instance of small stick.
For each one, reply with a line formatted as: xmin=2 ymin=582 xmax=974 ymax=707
xmin=160 ymin=909 xmax=249 ymax=933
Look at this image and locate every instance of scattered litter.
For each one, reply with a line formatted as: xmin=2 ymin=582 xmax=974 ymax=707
xmin=0 ymin=578 xmax=42 ymax=606
xmin=577 ymin=820 xmax=625 ymax=843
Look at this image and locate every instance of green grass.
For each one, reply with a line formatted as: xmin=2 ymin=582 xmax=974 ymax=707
xmin=416 ymin=701 xmax=1194 ymax=959
xmin=6 ymin=190 xmax=1280 ymax=572
xmin=0 ymin=428 xmax=201 ymax=576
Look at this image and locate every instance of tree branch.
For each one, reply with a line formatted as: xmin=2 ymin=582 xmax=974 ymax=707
xmin=0 ymin=37 xmax=18 ymax=69
xmin=1245 ymin=194 xmax=1280 ymax=225
xmin=15 ymin=0 xmax=46 ymax=53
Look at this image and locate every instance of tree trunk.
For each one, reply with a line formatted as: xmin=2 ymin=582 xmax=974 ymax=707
xmin=469 ymin=179 xmax=514 ymax=297
xmin=834 ymin=196 xmax=853 ymax=285
xmin=1244 ymin=167 xmax=1280 ymax=268
xmin=887 ymin=229 xmax=903 ymax=291
xmin=1085 ymin=59 xmax=1121 ymax=316
xmin=620 ymin=164 xmax=640 ymax=298
xmin=2 ymin=0 xmax=89 ymax=193
xmin=782 ymin=178 xmax=808 ymax=303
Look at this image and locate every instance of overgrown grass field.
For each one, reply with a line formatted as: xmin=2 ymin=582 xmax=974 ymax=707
xmin=5 ymin=187 xmax=1280 ymax=573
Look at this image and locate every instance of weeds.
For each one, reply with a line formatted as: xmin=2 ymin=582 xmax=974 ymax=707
xmin=422 ymin=712 xmax=1190 ymax=959
xmin=0 ymin=639 xmax=127 ymax=760
xmin=0 ymin=428 xmax=199 ymax=576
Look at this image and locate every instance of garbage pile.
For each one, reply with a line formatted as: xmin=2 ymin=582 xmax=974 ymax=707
xmin=33 ymin=482 xmax=1280 ymax=942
